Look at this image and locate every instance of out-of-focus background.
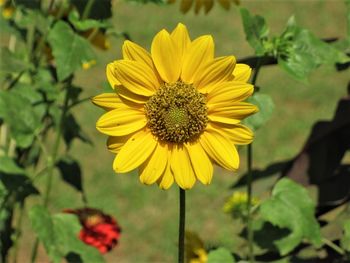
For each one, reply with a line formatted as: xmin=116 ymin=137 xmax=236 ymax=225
xmin=1 ymin=0 xmax=349 ymax=262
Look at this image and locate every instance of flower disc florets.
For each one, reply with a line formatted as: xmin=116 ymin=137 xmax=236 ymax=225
xmin=145 ymin=81 xmax=208 ymax=143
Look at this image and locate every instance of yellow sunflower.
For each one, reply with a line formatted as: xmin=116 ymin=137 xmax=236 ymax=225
xmin=92 ymin=23 xmax=257 ymax=190
xmin=169 ymin=0 xmax=240 ymax=14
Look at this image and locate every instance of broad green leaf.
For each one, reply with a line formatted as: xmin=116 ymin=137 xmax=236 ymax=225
xmin=240 ymin=8 xmax=269 ymax=56
xmin=0 ymin=156 xmax=25 ymax=175
xmin=56 ymin=156 xmax=83 ymax=192
xmin=0 ymin=90 xmax=41 ymax=148
xmin=0 ymin=47 xmax=30 ymax=75
xmin=68 ymin=10 xmax=109 ymax=31
xmin=29 ymin=206 xmax=105 ymax=263
xmin=245 ymin=93 xmax=274 ymax=131
xmin=278 ymin=19 xmax=350 ymax=80
xmin=47 ymin=21 xmax=95 ymax=81
xmin=341 ymin=220 xmax=350 ymax=251
xmin=29 ymin=206 xmax=62 ymax=263
xmin=53 ymin=214 xmax=105 ymax=263
xmin=207 ymin=247 xmax=236 ymax=263
xmin=260 ymin=178 xmax=322 ymax=255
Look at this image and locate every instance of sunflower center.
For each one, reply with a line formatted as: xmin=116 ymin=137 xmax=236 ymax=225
xmin=145 ymin=81 xmax=208 ymax=143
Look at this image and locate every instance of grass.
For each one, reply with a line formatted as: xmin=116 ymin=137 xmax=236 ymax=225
xmin=10 ymin=0 xmax=350 ymax=262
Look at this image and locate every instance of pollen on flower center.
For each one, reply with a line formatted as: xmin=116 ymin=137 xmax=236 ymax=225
xmin=144 ymin=81 xmax=208 ymax=143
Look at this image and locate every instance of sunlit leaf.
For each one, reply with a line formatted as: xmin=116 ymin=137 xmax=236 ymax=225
xmin=260 ymin=178 xmax=322 ymax=255
xmin=0 ymin=90 xmax=42 ymax=148
xmin=68 ymin=10 xmax=109 ymax=31
xmin=240 ymin=8 xmax=269 ymax=56
xmin=47 ymin=21 xmax=95 ymax=81
xmin=29 ymin=206 xmax=62 ymax=263
xmin=278 ymin=18 xmax=350 ymax=80
xmin=0 ymin=156 xmax=25 ymax=175
xmin=29 ymin=206 xmax=105 ymax=263
xmin=0 ymin=47 xmax=30 ymax=75
xmin=341 ymin=220 xmax=350 ymax=252
xmin=244 ymin=93 xmax=274 ymax=131
xmin=207 ymin=247 xmax=236 ymax=263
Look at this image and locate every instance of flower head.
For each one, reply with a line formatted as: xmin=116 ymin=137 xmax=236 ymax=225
xmin=223 ymin=191 xmax=259 ymax=218
xmin=64 ymin=208 xmax=121 ymax=254
xmin=93 ymin=23 xmax=257 ymax=190
xmin=169 ymin=0 xmax=240 ymax=14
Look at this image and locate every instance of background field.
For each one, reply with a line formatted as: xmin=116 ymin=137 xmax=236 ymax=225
xmin=13 ymin=0 xmax=350 ymax=262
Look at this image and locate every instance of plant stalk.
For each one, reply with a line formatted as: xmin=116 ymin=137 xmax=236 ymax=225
xmin=178 ymin=188 xmax=186 ymax=263
xmin=246 ymin=58 xmax=263 ymax=263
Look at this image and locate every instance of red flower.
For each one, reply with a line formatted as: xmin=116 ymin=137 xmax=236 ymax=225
xmin=64 ymin=208 xmax=121 ymax=254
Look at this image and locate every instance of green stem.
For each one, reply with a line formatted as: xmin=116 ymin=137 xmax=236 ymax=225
xmin=246 ymin=143 xmax=254 ymax=263
xmin=178 ymin=188 xmax=186 ymax=263
xmin=322 ymin=237 xmax=345 ymax=256
xmin=82 ymin=0 xmax=95 ymax=20
xmin=30 ymin=82 xmax=70 ymax=263
xmin=11 ymin=203 xmax=25 ymax=263
xmin=246 ymin=58 xmax=263 ymax=263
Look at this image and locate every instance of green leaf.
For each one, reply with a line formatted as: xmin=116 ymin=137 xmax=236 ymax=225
xmin=53 ymin=214 xmax=105 ymax=263
xmin=207 ymin=248 xmax=236 ymax=263
xmin=56 ymin=156 xmax=83 ymax=192
xmin=47 ymin=21 xmax=95 ymax=81
xmin=29 ymin=206 xmax=105 ymax=263
xmin=244 ymin=93 xmax=274 ymax=131
xmin=260 ymin=178 xmax=322 ymax=255
xmin=68 ymin=10 xmax=109 ymax=31
xmin=0 ymin=47 xmax=30 ymax=75
xmin=0 ymin=156 xmax=25 ymax=175
xmin=0 ymin=90 xmax=42 ymax=148
xmin=341 ymin=220 xmax=350 ymax=252
xmin=278 ymin=20 xmax=350 ymax=80
xmin=240 ymin=8 xmax=269 ymax=56
xmin=29 ymin=206 xmax=62 ymax=263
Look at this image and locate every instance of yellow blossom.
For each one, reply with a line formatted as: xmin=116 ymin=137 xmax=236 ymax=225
xmin=82 ymin=60 xmax=96 ymax=70
xmin=223 ymin=191 xmax=259 ymax=215
xmin=92 ymin=23 xmax=257 ymax=190
xmin=2 ymin=6 xmax=14 ymax=19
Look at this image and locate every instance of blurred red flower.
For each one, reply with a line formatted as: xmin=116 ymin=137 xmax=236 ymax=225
xmin=64 ymin=208 xmax=121 ymax=254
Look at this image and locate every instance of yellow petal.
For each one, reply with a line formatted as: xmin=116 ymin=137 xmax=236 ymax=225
xmin=207 ymin=81 xmax=254 ymax=107
xmin=199 ymin=130 xmax=239 ymax=170
xmin=106 ymin=63 xmax=121 ymax=89
xmin=96 ymin=108 xmax=147 ymax=136
xmin=171 ymin=23 xmax=191 ymax=66
xmin=139 ymin=142 xmax=168 ymax=185
xmin=117 ymin=85 xmax=148 ymax=104
xmin=122 ymin=40 xmax=162 ymax=83
xmin=157 ymin=152 xmax=174 ymax=190
xmin=181 ymin=35 xmax=214 ymax=84
xmin=185 ymin=142 xmax=213 ymax=185
xmin=170 ymin=144 xmax=196 ymax=189
xmin=180 ymin=0 xmax=193 ymax=13
xmin=208 ymin=103 xmax=258 ymax=125
xmin=113 ymin=129 xmax=157 ymax=173
xmin=107 ymin=134 xmax=134 ymax=153
xmin=207 ymin=123 xmax=253 ymax=145
xmin=233 ymin=64 xmax=252 ymax=82
xmin=151 ymin=29 xmax=181 ymax=83
xmin=114 ymin=60 xmax=159 ymax=96
xmin=208 ymin=115 xmax=240 ymax=125
xmin=194 ymin=56 xmax=236 ymax=91
xmin=91 ymin=93 xmax=122 ymax=111
xmin=122 ymin=40 xmax=153 ymax=67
